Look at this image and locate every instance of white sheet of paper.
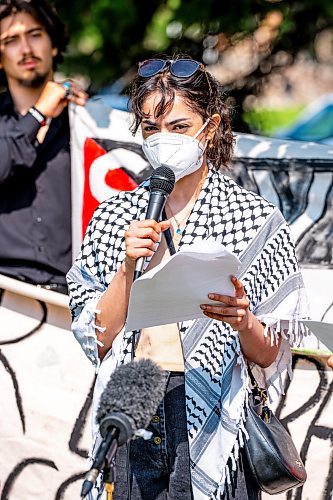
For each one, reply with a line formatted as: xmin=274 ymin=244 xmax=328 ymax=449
xmin=302 ymin=320 xmax=333 ymax=352
xmin=125 ymin=240 xmax=241 ymax=332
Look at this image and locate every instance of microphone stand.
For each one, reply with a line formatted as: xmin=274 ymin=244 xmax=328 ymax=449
xmin=103 ymin=435 xmax=118 ymax=500
xmin=130 ymin=250 xmax=141 ymax=359
xmin=126 ymin=273 xmax=141 ymax=499
xmin=81 ymin=428 xmax=119 ymax=498
xmin=104 ymin=467 xmax=115 ymax=500
xmin=120 ymin=211 xmax=175 ymax=499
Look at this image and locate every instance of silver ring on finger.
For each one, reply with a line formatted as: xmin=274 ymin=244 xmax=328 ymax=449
xmin=62 ymin=81 xmax=72 ymax=99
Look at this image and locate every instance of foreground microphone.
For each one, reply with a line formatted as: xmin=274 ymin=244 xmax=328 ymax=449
xmin=81 ymin=359 xmax=166 ymax=498
xmin=133 ymin=166 xmax=175 ymax=281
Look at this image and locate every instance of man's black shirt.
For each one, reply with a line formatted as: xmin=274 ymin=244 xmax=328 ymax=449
xmin=0 ymin=91 xmax=72 ymax=287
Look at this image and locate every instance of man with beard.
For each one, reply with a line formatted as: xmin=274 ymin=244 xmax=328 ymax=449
xmin=0 ymin=0 xmax=87 ymax=293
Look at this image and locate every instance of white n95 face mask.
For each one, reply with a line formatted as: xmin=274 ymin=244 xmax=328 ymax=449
xmin=142 ymin=119 xmax=210 ymax=182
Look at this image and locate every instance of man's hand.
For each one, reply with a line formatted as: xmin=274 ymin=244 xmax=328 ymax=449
xmin=34 ymin=80 xmax=88 ymax=119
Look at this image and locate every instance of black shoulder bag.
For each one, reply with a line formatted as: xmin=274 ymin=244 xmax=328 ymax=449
xmin=243 ymin=365 xmax=307 ymax=495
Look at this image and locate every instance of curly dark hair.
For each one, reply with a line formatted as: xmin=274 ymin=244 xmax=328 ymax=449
xmin=0 ymin=0 xmax=68 ymax=71
xmin=130 ymin=54 xmax=235 ymax=170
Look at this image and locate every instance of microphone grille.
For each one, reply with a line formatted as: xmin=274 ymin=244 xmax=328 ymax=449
xmin=96 ymin=359 xmax=166 ymax=431
xmin=150 ymin=166 xmax=175 ymax=195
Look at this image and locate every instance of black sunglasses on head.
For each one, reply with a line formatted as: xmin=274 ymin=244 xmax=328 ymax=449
xmin=138 ymin=59 xmax=204 ymax=78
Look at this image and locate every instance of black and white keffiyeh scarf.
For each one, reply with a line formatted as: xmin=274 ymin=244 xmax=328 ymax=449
xmin=67 ymin=168 xmax=309 ymax=500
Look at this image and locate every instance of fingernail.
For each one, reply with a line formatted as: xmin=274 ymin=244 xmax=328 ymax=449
xmin=200 ymin=305 xmax=206 ymax=310
xmin=208 ymin=294 xmax=214 ymax=299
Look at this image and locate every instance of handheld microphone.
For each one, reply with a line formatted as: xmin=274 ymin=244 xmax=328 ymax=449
xmin=80 ymin=359 xmax=166 ymax=498
xmin=133 ymin=166 xmax=175 ymax=281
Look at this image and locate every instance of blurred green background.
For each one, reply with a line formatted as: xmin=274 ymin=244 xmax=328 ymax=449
xmin=53 ymin=0 xmax=333 ymax=135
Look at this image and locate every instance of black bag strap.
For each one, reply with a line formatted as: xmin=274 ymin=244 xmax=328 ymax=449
xmin=247 ymin=364 xmax=257 ymax=387
xmin=247 ymin=363 xmax=268 ymax=405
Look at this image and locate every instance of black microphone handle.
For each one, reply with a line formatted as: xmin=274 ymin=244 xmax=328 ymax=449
xmin=80 ymin=427 xmax=119 ymax=498
xmin=133 ymin=190 xmax=168 ymax=281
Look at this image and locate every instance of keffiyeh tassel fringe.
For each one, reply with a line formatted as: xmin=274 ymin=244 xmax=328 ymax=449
xmin=72 ymin=295 xmax=105 ymax=370
xmin=216 ymin=341 xmax=249 ymax=497
xmin=254 ymin=316 xmax=310 ymax=401
xmin=217 ymin=400 xmax=248 ymax=499
xmin=261 ymin=316 xmax=309 ymax=349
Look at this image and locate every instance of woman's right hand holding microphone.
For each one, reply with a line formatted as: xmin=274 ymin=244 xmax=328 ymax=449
xmin=124 ymin=219 xmax=171 ymax=272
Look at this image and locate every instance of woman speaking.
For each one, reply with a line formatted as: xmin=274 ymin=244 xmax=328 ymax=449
xmin=67 ymin=55 xmax=309 ymax=499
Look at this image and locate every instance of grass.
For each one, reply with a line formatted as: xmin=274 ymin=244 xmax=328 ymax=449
xmin=243 ymin=106 xmax=305 ymax=135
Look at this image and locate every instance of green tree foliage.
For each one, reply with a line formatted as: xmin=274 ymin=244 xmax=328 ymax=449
xmin=55 ymin=0 xmax=162 ymax=87
xmin=54 ymin=0 xmax=333 ymax=127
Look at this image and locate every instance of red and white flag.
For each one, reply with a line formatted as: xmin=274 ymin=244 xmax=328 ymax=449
xmin=69 ymin=99 xmax=152 ymax=257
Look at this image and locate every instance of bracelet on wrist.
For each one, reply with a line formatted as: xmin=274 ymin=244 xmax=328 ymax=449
xmin=28 ymin=106 xmax=47 ymax=126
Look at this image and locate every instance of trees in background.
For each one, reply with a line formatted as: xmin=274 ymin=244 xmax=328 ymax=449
xmin=55 ymin=0 xmax=162 ymax=88
xmin=55 ymin=0 xmax=333 ymax=129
